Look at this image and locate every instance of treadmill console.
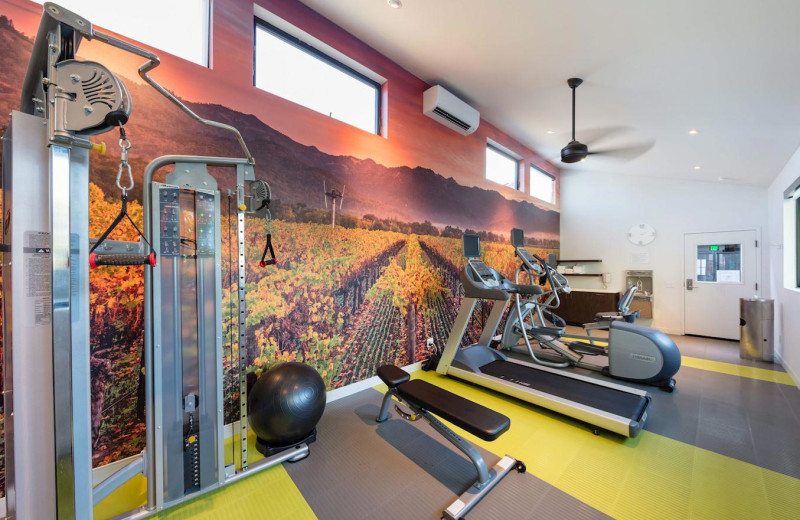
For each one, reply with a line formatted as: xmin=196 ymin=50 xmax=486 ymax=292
xmin=468 ymin=259 xmax=500 ymax=287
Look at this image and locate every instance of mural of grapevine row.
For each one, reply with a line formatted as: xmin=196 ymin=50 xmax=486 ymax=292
xmin=0 ymin=182 xmax=561 ymax=477
xmin=334 ymin=292 xmax=406 ymax=386
xmin=220 ymin=217 xmax=407 ymax=420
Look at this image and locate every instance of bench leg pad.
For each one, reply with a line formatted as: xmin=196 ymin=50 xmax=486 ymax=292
xmin=442 ymin=455 xmax=519 ymax=520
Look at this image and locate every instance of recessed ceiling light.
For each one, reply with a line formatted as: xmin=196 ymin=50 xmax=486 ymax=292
xmin=387 ymin=0 xmax=402 ymax=8
xmin=693 ymin=165 xmax=702 ymax=170
xmin=546 ymin=130 xmax=555 ymax=134
xmin=688 ymin=129 xmax=700 ymax=135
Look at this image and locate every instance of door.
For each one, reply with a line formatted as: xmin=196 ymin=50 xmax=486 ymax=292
xmin=684 ymin=230 xmax=759 ymax=340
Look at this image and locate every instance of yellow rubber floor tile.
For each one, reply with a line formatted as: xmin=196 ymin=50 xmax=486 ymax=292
xmin=94 ymin=473 xmax=148 ymax=520
xmin=404 ymin=370 xmax=800 ymax=520
xmin=763 ymin=469 xmax=800 ymax=519
xmin=557 ymin=450 xmax=629 ymax=508
xmin=94 ymin=432 xmax=316 ymax=520
xmin=681 ymin=356 xmax=796 ymax=385
xmin=614 ymin=467 xmax=692 ymax=520
xmin=155 ymin=465 xmax=317 ymax=520
xmin=689 ymin=449 xmax=771 ymax=520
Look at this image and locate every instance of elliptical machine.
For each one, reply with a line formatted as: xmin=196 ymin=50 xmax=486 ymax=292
xmin=500 ymin=229 xmax=681 ymax=392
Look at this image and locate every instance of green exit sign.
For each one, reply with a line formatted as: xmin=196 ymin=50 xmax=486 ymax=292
xmin=709 ymin=245 xmax=719 ymax=251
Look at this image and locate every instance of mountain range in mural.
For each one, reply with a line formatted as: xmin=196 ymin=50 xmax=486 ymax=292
xmin=0 ymin=14 xmax=558 ymax=241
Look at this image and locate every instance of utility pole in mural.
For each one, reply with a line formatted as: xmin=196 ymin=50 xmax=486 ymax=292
xmin=323 ymin=180 xmax=345 ymax=228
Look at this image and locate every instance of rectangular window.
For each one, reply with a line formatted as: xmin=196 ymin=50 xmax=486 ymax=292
xmin=696 ymin=244 xmax=742 ymax=283
xmin=33 ymin=0 xmax=210 ymax=66
xmin=254 ymin=20 xmax=380 ymax=134
xmin=530 ymin=165 xmax=555 ymax=203
xmin=485 ymin=145 xmax=519 ymax=188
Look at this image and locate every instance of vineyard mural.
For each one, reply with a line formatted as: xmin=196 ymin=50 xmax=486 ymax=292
xmin=0 ymin=0 xmax=560 ymax=488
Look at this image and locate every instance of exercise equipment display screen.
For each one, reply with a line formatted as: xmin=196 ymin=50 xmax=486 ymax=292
xmin=463 ymin=234 xmax=481 ymax=258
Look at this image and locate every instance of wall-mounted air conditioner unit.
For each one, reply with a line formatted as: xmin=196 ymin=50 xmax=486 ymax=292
xmin=422 ymin=85 xmax=480 ymax=136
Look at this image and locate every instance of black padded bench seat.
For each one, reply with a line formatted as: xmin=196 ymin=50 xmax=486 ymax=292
xmin=377 ymin=365 xmax=510 ymax=441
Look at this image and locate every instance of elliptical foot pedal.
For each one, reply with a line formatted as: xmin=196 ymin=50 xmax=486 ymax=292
xmin=569 ymin=341 xmax=606 ymax=356
xmin=256 ymin=428 xmax=317 ymax=459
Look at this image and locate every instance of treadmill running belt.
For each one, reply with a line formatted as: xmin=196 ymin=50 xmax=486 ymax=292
xmin=480 ymin=360 xmax=648 ymax=420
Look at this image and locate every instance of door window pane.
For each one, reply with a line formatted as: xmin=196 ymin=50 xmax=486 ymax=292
xmin=696 ymin=244 xmax=741 ymax=283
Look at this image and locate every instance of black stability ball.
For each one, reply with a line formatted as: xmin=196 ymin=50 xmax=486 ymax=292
xmin=248 ymin=362 xmax=326 ymax=445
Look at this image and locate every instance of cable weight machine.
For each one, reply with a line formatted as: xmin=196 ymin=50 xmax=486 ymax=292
xmin=2 ymin=3 xmax=302 ymax=519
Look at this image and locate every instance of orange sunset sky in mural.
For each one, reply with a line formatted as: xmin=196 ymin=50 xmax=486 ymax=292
xmin=1 ymin=0 xmax=558 ymax=209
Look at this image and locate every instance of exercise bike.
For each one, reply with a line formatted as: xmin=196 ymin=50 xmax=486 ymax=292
xmin=499 ymin=229 xmax=681 ymax=392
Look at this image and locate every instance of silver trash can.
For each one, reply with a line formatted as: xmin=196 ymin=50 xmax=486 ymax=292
xmin=739 ymin=298 xmax=774 ymax=362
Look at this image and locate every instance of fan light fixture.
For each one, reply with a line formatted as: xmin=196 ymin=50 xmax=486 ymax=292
xmin=387 ymin=0 xmax=402 ymax=8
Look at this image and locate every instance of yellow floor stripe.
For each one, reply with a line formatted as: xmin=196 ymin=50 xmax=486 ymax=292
xmin=94 ymin=430 xmax=317 ymax=520
xmin=682 ymin=356 xmax=796 ymax=385
xmin=387 ymin=371 xmax=800 ymax=520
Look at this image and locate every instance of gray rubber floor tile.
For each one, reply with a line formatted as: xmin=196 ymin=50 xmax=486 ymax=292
xmin=695 ymin=419 xmax=757 ymax=466
xmin=699 ymin=399 xmax=750 ymax=431
xmin=778 ymin=383 xmax=800 ymax=424
xmin=750 ymin=419 xmax=800 ymax=479
xmin=699 ymin=371 xmax=747 ymax=406
xmin=285 ymin=388 xmax=607 ymax=520
xmin=532 ymin=486 xmax=612 ymax=520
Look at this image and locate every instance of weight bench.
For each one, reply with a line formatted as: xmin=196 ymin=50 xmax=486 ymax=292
xmin=375 ymin=365 xmax=524 ymax=520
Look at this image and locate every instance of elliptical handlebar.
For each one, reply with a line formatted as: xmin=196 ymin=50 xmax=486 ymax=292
xmin=531 ymin=254 xmax=563 ymax=310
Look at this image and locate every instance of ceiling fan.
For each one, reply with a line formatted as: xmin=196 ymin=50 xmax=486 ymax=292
xmin=560 ymin=78 xmax=654 ymax=164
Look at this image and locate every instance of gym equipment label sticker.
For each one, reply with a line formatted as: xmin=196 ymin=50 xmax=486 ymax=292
xmin=23 ymin=231 xmax=51 ymax=326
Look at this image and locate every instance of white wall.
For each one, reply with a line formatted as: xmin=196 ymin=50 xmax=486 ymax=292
xmin=767 ymin=146 xmax=800 ymax=383
xmin=560 ymin=171 xmax=768 ymax=335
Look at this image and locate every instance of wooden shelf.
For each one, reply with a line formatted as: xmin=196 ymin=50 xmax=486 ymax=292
xmin=563 ymin=273 xmax=603 ymax=277
xmin=557 ymin=259 xmax=602 ymax=264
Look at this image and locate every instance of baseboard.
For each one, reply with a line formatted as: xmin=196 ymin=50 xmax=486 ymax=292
xmin=661 ymin=327 xmax=682 ymax=336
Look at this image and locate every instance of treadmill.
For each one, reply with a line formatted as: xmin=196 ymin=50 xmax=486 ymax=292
xmin=435 ymin=234 xmax=651 ymax=437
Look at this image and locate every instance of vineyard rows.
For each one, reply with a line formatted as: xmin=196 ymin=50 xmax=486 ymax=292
xmin=334 ymin=292 xmax=406 ymax=387
xmin=10 ymin=183 xmax=561 ymax=475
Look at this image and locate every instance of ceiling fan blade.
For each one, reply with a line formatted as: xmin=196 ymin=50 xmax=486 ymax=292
xmin=587 ymin=140 xmax=655 ymax=161
xmin=581 ymin=126 xmax=633 ymax=147
xmin=556 ymin=126 xmax=631 ymax=146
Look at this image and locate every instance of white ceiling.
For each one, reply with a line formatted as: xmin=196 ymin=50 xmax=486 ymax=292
xmin=298 ymin=0 xmax=800 ymax=186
